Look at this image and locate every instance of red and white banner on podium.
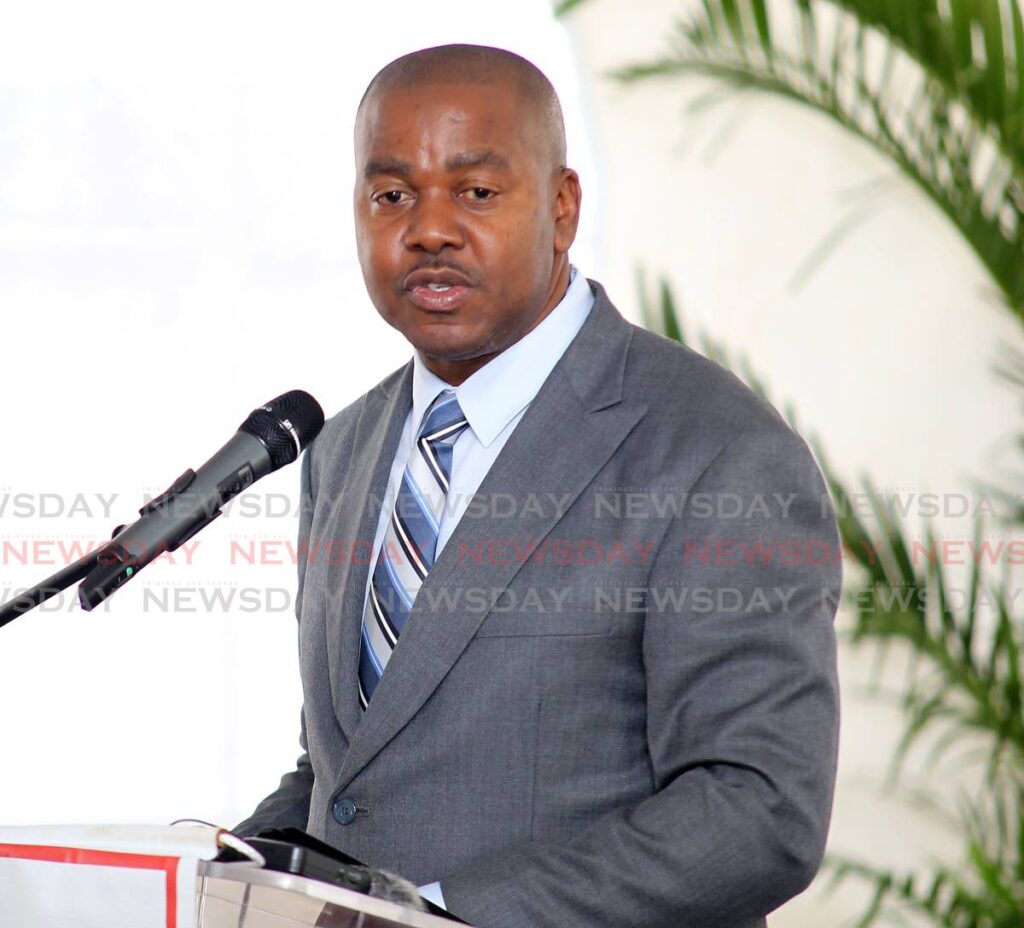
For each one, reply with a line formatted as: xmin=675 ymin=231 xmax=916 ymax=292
xmin=0 ymin=824 xmax=224 ymax=928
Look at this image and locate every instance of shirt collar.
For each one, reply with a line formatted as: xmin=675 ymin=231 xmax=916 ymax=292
xmin=411 ymin=266 xmax=595 ymax=447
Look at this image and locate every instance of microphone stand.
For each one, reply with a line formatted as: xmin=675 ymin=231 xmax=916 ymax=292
xmin=1 ymin=465 xmax=220 ymax=630
xmin=0 ymin=520 xmax=137 ymax=629
xmin=0 ymin=390 xmax=324 ymax=630
xmin=0 ymin=548 xmax=106 ymax=630
xmin=0 ymin=467 xmax=229 ymax=630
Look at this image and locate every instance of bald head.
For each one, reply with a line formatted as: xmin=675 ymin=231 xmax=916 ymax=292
xmin=357 ymin=44 xmax=567 ymax=169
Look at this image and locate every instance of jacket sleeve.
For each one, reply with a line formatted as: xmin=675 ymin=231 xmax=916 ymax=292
xmin=439 ymin=426 xmax=842 ymax=928
xmin=232 ymin=448 xmax=317 ymax=836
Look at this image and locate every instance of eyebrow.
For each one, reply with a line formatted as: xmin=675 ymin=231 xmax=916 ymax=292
xmin=444 ymin=150 xmax=510 ymax=171
xmin=363 ymin=158 xmax=412 ymax=179
xmin=362 ymin=150 xmax=510 ymax=180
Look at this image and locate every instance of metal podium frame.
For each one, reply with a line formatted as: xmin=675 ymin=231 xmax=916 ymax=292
xmin=196 ymin=859 xmax=462 ymax=928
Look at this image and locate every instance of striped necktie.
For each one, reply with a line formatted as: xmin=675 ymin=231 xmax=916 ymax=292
xmin=358 ymin=389 xmax=469 ymax=709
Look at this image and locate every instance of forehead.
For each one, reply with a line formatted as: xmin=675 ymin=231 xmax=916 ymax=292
xmin=355 ymin=80 xmax=535 ymax=167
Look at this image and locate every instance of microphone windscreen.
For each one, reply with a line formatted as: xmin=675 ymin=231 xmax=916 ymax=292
xmin=366 ymin=867 xmax=427 ymax=911
xmin=240 ymin=390 xmax=325 ymax=470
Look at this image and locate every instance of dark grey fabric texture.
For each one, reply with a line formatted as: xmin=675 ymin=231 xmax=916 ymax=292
xmin=235 ymin=280 xmax=841 ymax=928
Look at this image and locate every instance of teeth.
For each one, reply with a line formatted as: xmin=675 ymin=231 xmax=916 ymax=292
xmin=427 ymin=283 xmax=452 ymax=292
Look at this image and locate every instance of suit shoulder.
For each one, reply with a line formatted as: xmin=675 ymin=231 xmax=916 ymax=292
xmin=625 ymin=324 xmax=790 ymax=437
xmin=620 ymin=325 xmax=827 ymax=500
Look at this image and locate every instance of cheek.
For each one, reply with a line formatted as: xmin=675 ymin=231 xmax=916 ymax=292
xmin=354 ymin=213 xmax=374 ymax=270
xmin=480 ymin=214 xmax=548 ymax=266
xmin=499 ymin=216 xmax=553 ymax=279
xmin=357 ymin=223 xmax=401 ymax=279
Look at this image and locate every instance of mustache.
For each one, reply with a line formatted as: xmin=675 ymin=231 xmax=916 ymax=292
xmin=404 ymin=259 xmax=477 ymax=283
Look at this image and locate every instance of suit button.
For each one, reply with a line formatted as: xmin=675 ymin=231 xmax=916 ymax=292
xmin=332 ymin=796 xmax=358 ymax=826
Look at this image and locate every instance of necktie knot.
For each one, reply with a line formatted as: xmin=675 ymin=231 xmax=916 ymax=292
xmin=418 ymin=390 xmax=469 ymax=446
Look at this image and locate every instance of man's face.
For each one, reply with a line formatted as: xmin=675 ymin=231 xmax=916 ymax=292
xmin=354 ymin=79 xmax=580 ymax=383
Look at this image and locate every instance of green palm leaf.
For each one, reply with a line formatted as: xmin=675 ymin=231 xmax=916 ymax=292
xmin=565 ymin=0 xmax=1024 ymax=323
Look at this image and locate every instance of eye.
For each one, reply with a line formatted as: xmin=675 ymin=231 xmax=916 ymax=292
xmin=465 ymin=187 xmax=495 ymax=201
xmin=374 ymin=189 xmax=409 ymax=206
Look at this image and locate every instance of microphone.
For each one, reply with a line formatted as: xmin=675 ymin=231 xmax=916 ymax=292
xmin=77 ymin=390 xmax=325 ymax=611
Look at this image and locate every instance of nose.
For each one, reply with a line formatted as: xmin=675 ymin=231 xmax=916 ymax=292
xmin=402 ymin=191 xmax=464 ymax=254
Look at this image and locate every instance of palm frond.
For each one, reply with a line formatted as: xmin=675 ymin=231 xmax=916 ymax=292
xmin=609 ymin=0 xmax=1024 ymax=323
xmin=827 ymin=846 xmax=1024 ymax=928
xmin=552 ymin=0 xmax=589 ymax=15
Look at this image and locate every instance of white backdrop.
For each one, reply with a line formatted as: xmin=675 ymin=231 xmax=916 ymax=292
xmin=0 ymin=1 xmax=599 ymax=829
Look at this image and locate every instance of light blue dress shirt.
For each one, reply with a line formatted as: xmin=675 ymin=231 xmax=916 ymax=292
xmin=366 ymin=266 xmax=595 ymax=577
xmin=363 ymin=266 xmax=595 ymax=908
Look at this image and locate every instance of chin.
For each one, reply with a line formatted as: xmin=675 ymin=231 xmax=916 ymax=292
xmin=399 ymin=322 xmax=477 ymax=354
xmin=417 ymin=344 xmax=484 ymax=364
xmin=413 ymin=334 xmax=495 ymax=365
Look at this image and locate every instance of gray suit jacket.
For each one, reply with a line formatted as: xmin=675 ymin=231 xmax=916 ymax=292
xmin=236 ymin=280 xmax=841 ymax=928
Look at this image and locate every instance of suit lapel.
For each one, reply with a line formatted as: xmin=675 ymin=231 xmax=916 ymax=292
xmin=323 ymin=365 xmax=412 ymax=740
xmin=336 ymin=285 xmax=647 ymax=788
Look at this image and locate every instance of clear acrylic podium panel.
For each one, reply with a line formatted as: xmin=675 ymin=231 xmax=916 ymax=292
xmin=196 ymin=860 xmax=462 ymax=928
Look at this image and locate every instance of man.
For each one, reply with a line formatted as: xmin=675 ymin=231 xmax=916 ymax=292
xmin=236 ymin=44 xmax=841 ymax=928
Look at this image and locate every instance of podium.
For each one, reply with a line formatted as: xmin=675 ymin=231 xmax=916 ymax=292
xmin=197 ymin=860 xmax=458 ymax=928
xmin=0 ymin=825 xmax=463 ymax=928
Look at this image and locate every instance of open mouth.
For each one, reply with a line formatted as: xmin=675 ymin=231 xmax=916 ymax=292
xmin=407 ymin=283 xmax=472 ymax=312
xmin=403 ymin=266 xmax=476 ymax=312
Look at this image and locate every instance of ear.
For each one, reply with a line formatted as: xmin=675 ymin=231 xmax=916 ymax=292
xmin=552 ymin=168 xmax=582 ymax=255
